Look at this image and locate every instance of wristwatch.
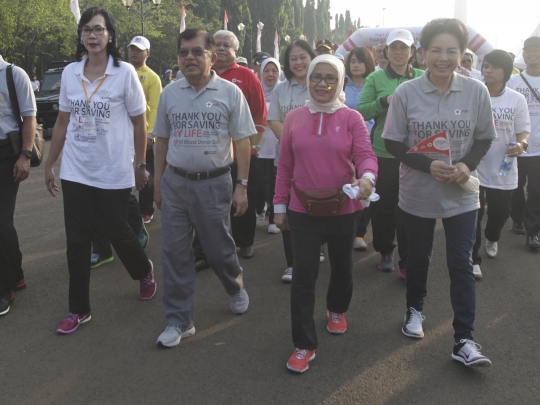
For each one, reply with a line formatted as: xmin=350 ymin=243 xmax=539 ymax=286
xmin=519 ymin=141 xmax=529 ymax=152
xmin=135 ymin=163 xmax=147 ymax=170
xmin=252 ymin=145 xmax=261 ymax=153
xmin=236 ymin=179 xmax=248 ymax=186
xmin=21 ymin=149 xmax=32 ymax=159
xmin=362 ymin=176 xmax=376 ymax=187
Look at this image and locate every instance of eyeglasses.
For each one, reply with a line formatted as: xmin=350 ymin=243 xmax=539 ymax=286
xmin=215 ymin=42 xmax=233 ymax=50
xmin=461 ymin=59 xmax=472 ymax=63
xmin=80 ymin=27 xmax=107 ymax=36
xmin=178 ymin=47 xmax=211 ymax=58
xmin=310 ymin=74 xmax=338 ymax=84
xmin=524 ymin=46 xmax=540 ymax=53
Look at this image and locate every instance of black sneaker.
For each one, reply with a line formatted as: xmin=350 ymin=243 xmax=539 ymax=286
xmin=526 ymin=234 xmax=540 ymax=250
xmin=15 ymin=279 xmax=27 ymax=291
xmin=452 ymin=339 xmax=492 ymax=367
xmin=512 ymin=221 xmax=525 ymax=235
xmin=0 ymin=293 xmax=14 ymax=316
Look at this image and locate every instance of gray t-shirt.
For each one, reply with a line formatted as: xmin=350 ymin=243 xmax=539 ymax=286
xmin=0 ymin=55 xmax=36 ymax=140
xmin=153 ymin=71 xmax=256 ymax=171
xmin=268 ymin=77 xmax=309 ymax=165
xmin=383 ymin=71 xmax=496 ymax=219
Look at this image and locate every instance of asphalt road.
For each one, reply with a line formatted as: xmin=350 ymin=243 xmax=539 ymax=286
xmin=2 ymin=141 xmax=540 ymax=405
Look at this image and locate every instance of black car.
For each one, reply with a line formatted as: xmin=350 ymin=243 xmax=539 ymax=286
xmin=35 ymin=61 xmax=72 ymax=136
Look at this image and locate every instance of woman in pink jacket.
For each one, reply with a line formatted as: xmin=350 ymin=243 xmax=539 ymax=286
xmin=274 ymin=55 xmax=378 ymax=373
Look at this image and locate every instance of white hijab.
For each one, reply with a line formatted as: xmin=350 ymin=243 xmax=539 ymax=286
xmin=305 ymin=55 xmax=347 ymax=114
xmin=260 ymin=58 xmax=282 ymax=102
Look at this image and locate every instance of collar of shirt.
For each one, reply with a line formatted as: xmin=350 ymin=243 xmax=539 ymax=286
xmin=345 ymin=76 xmax=364 ymax=90
xmin=385 ymin=64 xmax=415 ymax=80
xmin=179 ymin=70 xmax=221 ymax=91
xmin=136 ymin=63 xmax=149 ymax=73
xmin=421 ymin=69 xmax=464 ymax=93
xmin=74 ymin=55 xmax=118 ymax=81
xmin=212 ymin=62 xmax=240 ymax=77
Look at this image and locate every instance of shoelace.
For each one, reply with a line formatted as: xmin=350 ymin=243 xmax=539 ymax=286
xmin=407 ymin=308 xmax=425 ymax=325
xmin=66 ymin=313 xmax=78 ymax=321
xmin=141 ymin=273 xmax=154 ymax=286
xmin=294 ymin=349 xmax=309 ymax=360
xmin=329 ymin=312 xmax=342 ymax=324
xmin=460 ymin=339 xmax=483 ymax=355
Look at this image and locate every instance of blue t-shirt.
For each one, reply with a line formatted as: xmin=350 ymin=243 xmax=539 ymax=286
xmin=344 ymin=77 xmax=374 ymax=135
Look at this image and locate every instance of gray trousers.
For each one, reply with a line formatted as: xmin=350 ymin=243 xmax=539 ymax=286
xmin=161 ymin=167 xmax=243 ymax=327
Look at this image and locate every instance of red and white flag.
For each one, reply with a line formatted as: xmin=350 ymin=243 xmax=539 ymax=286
xmin=256 ymin=22 xmax=264 ymax=52
xmin=224 ymin=11 xmax=229 ymax=30
xmin=407 ymin=131 xmax=451 ymax=161
xmin=70 ymin=0 xmax=80 ymax=24
xmin=274 ymin=29 xmax=279 ymax=59
xmin=180 ymin=4 xmax=186 ymax=33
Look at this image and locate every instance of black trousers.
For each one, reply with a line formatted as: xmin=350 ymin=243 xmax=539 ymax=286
xmin=92 ymin=194 xmax=143 ymax=257
xmin=0 ymin=142 xmax=24 ymax=297
xmin=61 ymin=180 xmax=150 ymax=314
xmin=289 ymin=211 xmax=356 ymax=350
xmin=511 ymin=156 xmax=540 ymax=235
xmin=230 ymin=155 xmax=258 ymax=247
xmin=138 ymin=146 xmax=155 ymax=216
xmin=473 ymin=186 xmax=513 ymax=265
xmin=370 ymin=157 xmax=408 ymax=268
xmin=355 ymin=206 xmax=371 ymax=238
xmin=256 ymin=158 xmax=276 ymax=224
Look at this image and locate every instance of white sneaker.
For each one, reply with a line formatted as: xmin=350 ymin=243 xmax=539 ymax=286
xmin=402 ymin=307 xmax=425 ymax=338
xmin=473 ymin=264 xmax=482 ymax=279
xmin=282 ymin=267 xmax=293 ymax=283
xmin=452 ymin=339 xmax=492 ymax=367
xmin=156 ymin=324 xmax=196 ymax=348
xmin=484 ymin=240 xmax=498 ymax=258
xmin=256 ymin=213 xmax=266 ymax=226
xmin=268 ymin=224 xmax=281 ymax=234
xmin=320 ymin=245 xmax=325 ymax=263
xmin=230 ymin=288 xmax=249 ymax=314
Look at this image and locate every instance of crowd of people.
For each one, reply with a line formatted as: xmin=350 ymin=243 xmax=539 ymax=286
xmin=2 ymin=6 xmax=540 ymax=374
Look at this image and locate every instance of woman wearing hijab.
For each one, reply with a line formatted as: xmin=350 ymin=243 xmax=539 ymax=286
xmin=256 ymin=58 xmax=283 ymax=234
xmin=274 ymin=55 xmax=378 ymax=373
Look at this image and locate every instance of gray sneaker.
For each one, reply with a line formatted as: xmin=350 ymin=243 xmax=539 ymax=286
xmin=156 ymin=324 xmax=196 ymax=348
xmin=282 ymin=267 xmax=293 ymax=283
xmin=402 ymin=307 xmax=425 ymax=339
xmin=452 ymin=339 xmax=492 ymax=367
xmin=378 ymin=252 xmax=395 ymax=272
xmin=230 ymin=288 xmax=249 ymax=314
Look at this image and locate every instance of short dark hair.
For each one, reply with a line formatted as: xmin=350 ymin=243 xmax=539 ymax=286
xmin=420 ymin=18 xmax=469 ymax=53
xmin=282 ymin=40 xmax=316 ymax=80
xmin=76 ymin=7 xmax=121 ymax=67
xmin=482 ymin=49 xmax=514 ymax=83
xmin=177 ymin=29 xmax=215 ymax=54
xmin=345 ymin=47 xmax=376 ymax=78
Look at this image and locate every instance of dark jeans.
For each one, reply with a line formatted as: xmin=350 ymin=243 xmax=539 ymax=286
xmin=256 ymin=158 xmax=276 ymax=224
xmin=511 ymin=156 xmax=540 ymax=235
xmin=138 ymin=146 xmax=155 ymax=216
xmin=62 ymin=180 xmax=151 ymax=314
xmin=355 ymin=206 xmax=371 ymax=238
xmin=289 ymin=211 xmax=356 ymax=350
xmin=0 ymin=142 xmax=23 ymax=297
xmin=403 ymin=209 xmax=477 ymax=342
xmin=92 ymin=194 xmax=143 ymax=257
xmin=371 ymin=157 xmax=407 ymax=268
xmin=230 ymin=155 xmax=258 ymax=247
xmin=473 ymin=186 xmax=512 ymax=265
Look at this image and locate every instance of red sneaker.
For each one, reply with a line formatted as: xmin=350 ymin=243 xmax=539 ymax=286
xmin=142 ymin=214 xmax=153 ymax=224
xmin=140 ymin=260 xmax=156 ymax=300
xmin=56 ymin=312 xmax=91 ymax=334
xmin=327 ymin=311 xmax=347 ymax=334
xmin=399 ymin=268 xmax=406 ymax=280
xmin=15 ymin=279 xmax=27 ymax=291
xmin=286 ymin=348 xmax=316 ymax=373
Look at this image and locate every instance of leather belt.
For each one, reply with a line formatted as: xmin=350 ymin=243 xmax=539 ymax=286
xmin=171 ymin=165 xmax=230 ymax=180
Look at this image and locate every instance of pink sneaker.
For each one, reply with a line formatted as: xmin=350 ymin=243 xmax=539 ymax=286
xmin=287 ymin=348 xmax=316 ymax=373
xmin=56 ymin=312 xmax=91 ymax=334
xmin=140 ymin=260 xmax=156 ymax=300
xmin=399 ymin=268 xmax=406 ymax=280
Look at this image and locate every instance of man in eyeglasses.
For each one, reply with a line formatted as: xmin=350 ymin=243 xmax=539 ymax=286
xmin=374 ymin=41 xmax=388 ymax=71
xmin=211 ymin=30 xmax=267 ymax=260
xmin=460 ymin=49 xmax=483 ymax=80
xmin=152 ymin=29 xmax=257 ymax=347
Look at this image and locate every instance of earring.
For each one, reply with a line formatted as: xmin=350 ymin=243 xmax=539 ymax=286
xmin=108 ymin=38 xmax=112 ymax=43
xmin=80 ymin=39 xmax=83 ymax=44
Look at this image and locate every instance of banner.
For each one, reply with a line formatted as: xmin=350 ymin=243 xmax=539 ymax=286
xmin=70 ymin=0 xmax=80 ymax=24
xmin=407 ymin=131 xmax=451 ymax=162
xmin=180 ymin=4 xmax=186 ymax=33
xmin=224 ymin=11 xmax=229 ymax=30
xmin=274 ymin=29 xmax=279 ymax=59
xmin=256 ymin=22 xmax=264 ymax=53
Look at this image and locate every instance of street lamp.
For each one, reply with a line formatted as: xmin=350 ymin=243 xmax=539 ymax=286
xmin=121 ymin=0 xmax=162 ymax=37
xmin=237 ymin=22 xmax=253 ymax=64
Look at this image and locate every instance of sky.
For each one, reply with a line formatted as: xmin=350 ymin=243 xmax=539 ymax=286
xmin=329 ymin=0 xmax=540 ymax=54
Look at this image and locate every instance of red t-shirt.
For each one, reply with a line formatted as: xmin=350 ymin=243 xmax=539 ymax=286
xmin=213 ymin=63 xmax=268 ymax=157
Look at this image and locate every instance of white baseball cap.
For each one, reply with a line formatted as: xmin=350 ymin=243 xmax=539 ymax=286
xmin=386 ymin=29 xmax=414 ymax=47
xmin=128 ymin=36 xmax=150 ymax=50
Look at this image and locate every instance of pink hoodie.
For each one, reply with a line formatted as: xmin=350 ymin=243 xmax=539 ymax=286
xmin=274 ymin=106 xmax=378 ymax=215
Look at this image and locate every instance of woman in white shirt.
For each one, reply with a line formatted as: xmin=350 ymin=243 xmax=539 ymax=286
xmin=44 ymin=7 xmax=155 ymax=335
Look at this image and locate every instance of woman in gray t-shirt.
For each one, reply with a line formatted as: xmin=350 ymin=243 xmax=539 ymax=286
xmin=382 ymin=18 xmax=496 ymax=368
xmin=267 ymin=40 xmax=315 ymax=283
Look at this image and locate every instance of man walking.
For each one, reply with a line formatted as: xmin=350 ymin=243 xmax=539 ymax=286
xmin=153 ymin=29 xmax=256 ymax=347
xmin=0 ymin=55 xmax=37 ymax=315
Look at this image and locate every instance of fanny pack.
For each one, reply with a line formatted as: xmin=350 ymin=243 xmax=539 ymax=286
xmin=293 ymin=182 xmax=347 ymax=216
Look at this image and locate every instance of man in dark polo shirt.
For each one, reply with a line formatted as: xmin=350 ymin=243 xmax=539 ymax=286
xmin=212 ymin=29 xmax=267 ymax=259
